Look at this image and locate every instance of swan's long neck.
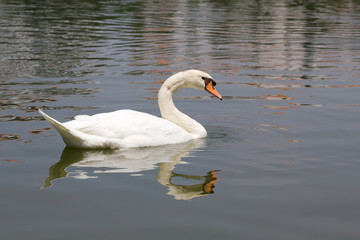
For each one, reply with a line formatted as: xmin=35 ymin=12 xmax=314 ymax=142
xmin=158 ymin=74 xmax=207 ymax=138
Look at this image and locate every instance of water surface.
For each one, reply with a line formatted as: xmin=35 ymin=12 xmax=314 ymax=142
xmin=1 ymin=0 xmax=360 ymax=239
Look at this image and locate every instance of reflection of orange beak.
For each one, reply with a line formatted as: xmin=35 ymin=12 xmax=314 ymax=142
xmin=203 ymin=170 xmax=220 ymax=194
xmin=205 ymin=81 xmax=222 ymax=100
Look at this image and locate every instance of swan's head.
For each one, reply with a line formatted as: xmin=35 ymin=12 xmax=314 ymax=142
xmin=180 ymin=69 xmax=222 ymax=100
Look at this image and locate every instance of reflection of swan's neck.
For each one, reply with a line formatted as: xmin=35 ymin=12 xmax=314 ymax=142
xmin=158 ymin=74 xmax=207 ymax=138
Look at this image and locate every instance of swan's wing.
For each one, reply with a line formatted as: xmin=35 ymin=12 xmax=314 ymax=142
xmin=64 ymin=110 xmax=193 ymax=148
xmin=64 ymin=110 xmax=178 ymax=137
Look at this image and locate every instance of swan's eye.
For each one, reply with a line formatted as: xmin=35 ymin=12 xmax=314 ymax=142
xmin=202 ymin=77 xmax=216 ymax=87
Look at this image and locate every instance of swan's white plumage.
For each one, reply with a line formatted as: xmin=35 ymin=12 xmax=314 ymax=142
xmin=39 ymin=69 xmax=222 ymax=149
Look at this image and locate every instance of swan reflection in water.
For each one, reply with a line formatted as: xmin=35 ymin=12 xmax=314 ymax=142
xmin=42 ymin=139 xmax=220 ymax=200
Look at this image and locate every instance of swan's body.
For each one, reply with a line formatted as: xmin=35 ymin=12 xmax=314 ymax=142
xmin=39 ymin=70 xmax=222 ymax=149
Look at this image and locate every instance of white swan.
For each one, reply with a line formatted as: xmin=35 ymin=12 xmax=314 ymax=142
xmin=39 ymin=69 xmax=222 ymax=149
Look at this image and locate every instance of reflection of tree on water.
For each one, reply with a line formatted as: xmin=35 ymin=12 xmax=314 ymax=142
xmin=2 ymin=0 xmax=356 ymax=79
xmin=0 ymin=0 xmax=103 ymax=79
xmin=42 ymin=139 xmax=220 ymax=200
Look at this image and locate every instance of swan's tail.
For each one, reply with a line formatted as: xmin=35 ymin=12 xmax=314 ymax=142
xmin=38 ymin=109 xmax=69 ymax=134
xmin=38 ymin=109 xmax=85 ymax=148
xmin=38 ymin=109 xmax=118 ymax=149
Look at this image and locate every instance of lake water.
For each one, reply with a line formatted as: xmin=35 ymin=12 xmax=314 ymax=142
xmin=1 ymin=0 xmax=360 ymax=239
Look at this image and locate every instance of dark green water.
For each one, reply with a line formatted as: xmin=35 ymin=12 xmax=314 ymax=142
xmin=1 ymin=0 xmax=360 ymax=239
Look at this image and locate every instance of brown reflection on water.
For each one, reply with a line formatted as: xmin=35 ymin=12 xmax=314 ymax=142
xmin=0 ymin=159 xmax=25 ymax=164
xmin=261 ymin=105 xmax=298 ymax=110
xmin=0 ymin=115 xmax=42 ymax=122
xmin=257 ymin=123 xmax=289 ymax=131
xmin=338 ymin=105 xmax=360 ymax=108
xmin=263 ymin=94 xmax=295 ymax=101
xmin=0 ymin=133 xmax=22 ymax=142
xmin=29 ymin=127 xmax=52 ymax=135
xmin=287 ymin=140 xmax=304 ymax=143
xmin=288 ymin=102 xmax=322 ymax=107
xmin=0 ymin=79 xmax=99 ymax=120
xmin=0 ymin=132 xmax=39 ymax=146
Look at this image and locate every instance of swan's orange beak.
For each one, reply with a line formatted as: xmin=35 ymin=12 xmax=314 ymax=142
xmin=205 ymin=81 xmax=222 ymax=100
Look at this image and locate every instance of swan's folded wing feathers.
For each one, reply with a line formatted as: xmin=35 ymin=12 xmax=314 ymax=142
xmin=64 ymin=110 xmax=191 ymax=144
